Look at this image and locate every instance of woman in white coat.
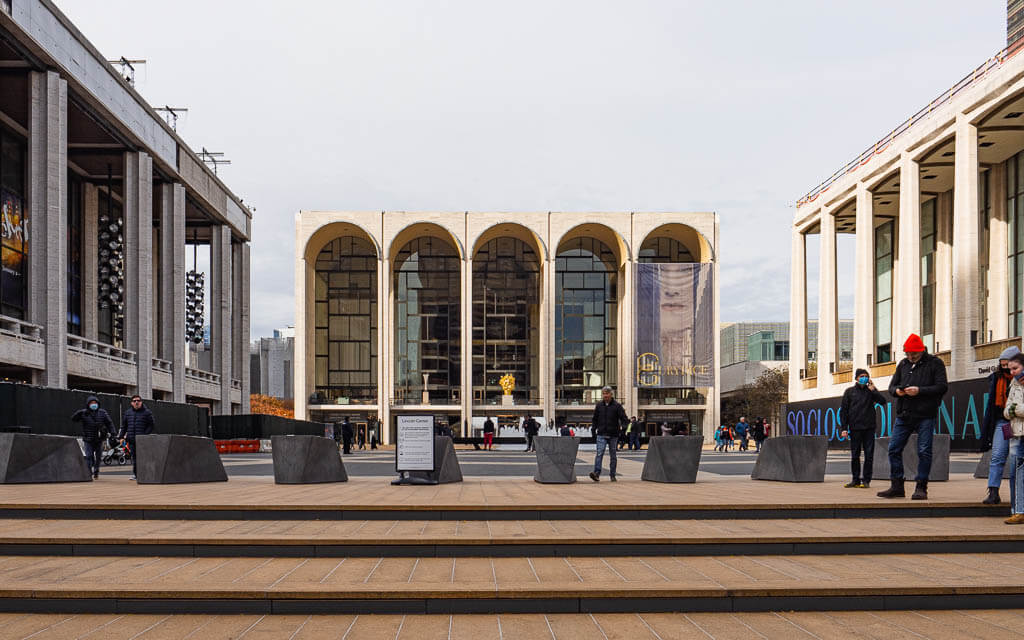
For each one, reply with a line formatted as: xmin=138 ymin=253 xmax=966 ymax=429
xmin=1001 ymin=352 xmax=1024 ymax=524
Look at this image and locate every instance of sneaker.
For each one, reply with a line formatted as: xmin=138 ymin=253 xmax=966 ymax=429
xmin=92 ymin=473 xmax=98 ymax=480
xmin=858 ymin=482 xmax=870 ymax=488
xmin=610 ymin=475 xmax=617 ymax=482
xmin=129 ymin=475 xmax=137 ymax=480
xmin=844 ymin=481 xmax=860 ymax=488
xmin=588 ymin=471 xmax=600 ymax=482
xmin=1005 ymin=513 xmax=1024 ymax=525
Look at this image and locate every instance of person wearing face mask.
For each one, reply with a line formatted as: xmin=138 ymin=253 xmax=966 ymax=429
xmin=839 ymin=369 xmax=886 ymax=488
xmin=980 ymin=346 xmax=1021 ymax=505
xmin=878 ymin=334 xmax=948 ymax=501
xmin=71 ymin=395 xmax=114 ymax=480
xmin=1000 ymin=352 xmax=1024 ymax=524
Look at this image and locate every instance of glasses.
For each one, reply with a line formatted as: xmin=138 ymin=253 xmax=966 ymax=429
xmin=131 ymin=399 xmax=142 ymax=403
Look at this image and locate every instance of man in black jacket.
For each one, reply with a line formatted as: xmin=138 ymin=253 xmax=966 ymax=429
xmin=839 ymin=369 xmax=886 ymax=489
xmin=340 ymin=417 xmax=354 ymax=454
xmin=589 ymin=386 xmax=628 ymax=482
xmin=118 ymin=395 xmax=155 ymax=480
xmin=523 ymin=415 xmax=539 ymax=452
xmin=878 ymin=334 xmax=948 ymax=501
xmin=72 ymin=395 xmax=114 ymax=479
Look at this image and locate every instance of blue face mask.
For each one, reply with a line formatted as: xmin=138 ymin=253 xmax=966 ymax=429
xmin=88 ymin=403 xmax=98 ymax=411
xmin=857 ymin=376 xmax=869 ymax=386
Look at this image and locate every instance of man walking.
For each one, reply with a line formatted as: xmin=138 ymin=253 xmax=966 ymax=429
xmin=589 ymin=386 xmax=628 ymax=482
xmin=628 ymin=416 xmax=642 ymax=451
xmin=839 ymin=368 xmax=885 ymax=489
xmin=119 ymin=395 xmax=155 ymax=481
xmin=72 ymin=395 xmax=114 ymax=480
xmin=877 ymin=334 xmax=948 ymax=500
xmin=735 ymin=417 xmax=749 ymax=451
xmin=483 ymin=417 xmax=495 ymax=450
xmin=340 ymin=417 xmax=354 ymax=454
xmin=524 ymin=415 xmax=539 ymax=452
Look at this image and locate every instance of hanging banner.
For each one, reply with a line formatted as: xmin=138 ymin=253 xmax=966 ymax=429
xmin=634 ymin=263 xmax=714 ymax=388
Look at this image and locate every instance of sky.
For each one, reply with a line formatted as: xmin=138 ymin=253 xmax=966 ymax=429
xmin=57 ymin=0 xmax=1007 ymax=338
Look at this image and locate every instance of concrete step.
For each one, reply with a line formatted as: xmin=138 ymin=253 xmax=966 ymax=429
xmin=2 ymin=610 xmax=1021 ymax=639
xmin=0 ymin=553 xmax=1022 ymax=614
xmin=0 ymin=516 xmax=1019 ymax=557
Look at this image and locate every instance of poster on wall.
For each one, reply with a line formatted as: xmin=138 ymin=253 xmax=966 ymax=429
xmin=395 ymin=415 xmax=435 ymax=471
xmin=634 ymin=263 xmax=714 ymax=388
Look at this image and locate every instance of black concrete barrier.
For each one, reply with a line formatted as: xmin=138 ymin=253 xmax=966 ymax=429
xmin=533 ymin=436 xmax=580 ymax=484
xmin=210 ymin=414 xmax=327 ymax=440
xmin=974 ymin=450 xmax=1013 ymax=479
xmin=641 ymin=435 xmax=703 ymax=483
xmin=751 ymin=435 xmax=828 ymax=482
xmin=135 ymin=434 xmax=228 ymax=484
xmin=0 ymin=433 xmax=92 ymax=483
xmin=872 ymin=433 xmax=950 ymax=481
xmin=400 ymin=436 xmax=463 ymax=485
xmin=271 ymin=435 xmax=348 ymax=484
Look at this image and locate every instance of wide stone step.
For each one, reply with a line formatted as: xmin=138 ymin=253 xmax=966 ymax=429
xmin=0 ymin=517 xmax=1018 ymax=557
xmin=2 ymin=610 xmax=1021 ymax=639
xmin=0 ymin=553 xmax=1022 ymax=614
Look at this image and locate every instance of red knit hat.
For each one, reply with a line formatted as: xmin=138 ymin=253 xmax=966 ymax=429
xmin=903 ymin=333 xmax=926 ymax=353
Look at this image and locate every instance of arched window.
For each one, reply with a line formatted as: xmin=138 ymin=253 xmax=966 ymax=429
xmin=638 ymin=236 xmax=695 ymax=263
xmin=314 ymin=236 xmax=378 ymax=403
xmin=393 ymin=236 xmax=461 ymax=404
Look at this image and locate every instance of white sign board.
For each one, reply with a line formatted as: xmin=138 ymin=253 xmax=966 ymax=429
xmin=396 ymin=415 xmax=435 ymax=471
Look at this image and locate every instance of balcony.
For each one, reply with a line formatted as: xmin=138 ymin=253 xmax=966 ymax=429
xmin=185 ymin=367 xmax=220 ymax=400
xmin=66 ymin=335 xmax=136 ymax=385
xmin=0 ymin=315 xmax=44 ymax=369
xmin=152 ymin=358 xmax=173 ymax=392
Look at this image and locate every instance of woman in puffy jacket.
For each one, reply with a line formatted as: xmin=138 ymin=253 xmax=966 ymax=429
xmin=1000 ymin=353 xmax=1024 ymax=524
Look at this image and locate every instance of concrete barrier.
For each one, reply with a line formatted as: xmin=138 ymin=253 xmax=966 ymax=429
xmin=0 ymin=433 xmax=91 ymax=483
xmin=872 ymin=433 xmax=950 ymax=481
xmin=534 ymin=436 xmax=580 ymax=484
xmin=135 ymin=434 xmax=228 ymax=484
xmin=397 ymin=436 xmax=463 ymax=485
xmin=641 ymin=435 xmax=702 ymax=483
xmin=751 ymin=436 xmax=828 ymax=482
xmin=975 ymin=450 xmax=1013 ymax=479
xmin=271 ymin=435 xmax=348 ymax=484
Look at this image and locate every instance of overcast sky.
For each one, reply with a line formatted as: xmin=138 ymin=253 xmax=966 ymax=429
xmin=58 ymin=0 xmax=1006 ymax=338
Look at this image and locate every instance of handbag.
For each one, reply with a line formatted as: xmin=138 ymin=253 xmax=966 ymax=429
xmin=1003 ymin=422 xmax=1015 ymax=441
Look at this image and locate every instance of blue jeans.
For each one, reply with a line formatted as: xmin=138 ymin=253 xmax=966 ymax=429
xmin=1014 ymin=439 xmax=1024 ymax=515
xmin=888 ymin=417 xmax=935 ymax=483
xmin=988 ymin=421 xmax=1017 ymax=489
xmin=82 ymin=439 xmax=101 ymax=475
xmin=593 ymin=435 xmax=618 ymax=477
xmin=629 ymin=432 xmax=640 ymax=450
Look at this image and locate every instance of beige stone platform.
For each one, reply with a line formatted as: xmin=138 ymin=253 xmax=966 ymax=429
xmin=2 ymin=610 xmax=1022 ymax=639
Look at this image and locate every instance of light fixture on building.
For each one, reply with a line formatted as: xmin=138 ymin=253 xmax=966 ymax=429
xmin=98 ymin=164 xmax=125 ymax=343
xmin=185 ymin=231 xmax=205 ymax=345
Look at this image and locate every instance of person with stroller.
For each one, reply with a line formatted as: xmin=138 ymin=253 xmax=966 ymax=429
xmin=119 ymin=395 xmax=155 ymax=481
xmin=72 ymin=395 xmax=114 ymax=480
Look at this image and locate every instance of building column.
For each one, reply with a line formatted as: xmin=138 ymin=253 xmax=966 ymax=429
xmin=989 ymin=162 xmax=1009 ymax=341
xmin=293 ymin=230 xmax=309 ymax=421
xmin=935 ymin=191 xmax=954 ymax=352
xmin=461 ymin=252 xmax=472 ymax=433
xmin=158 ymin=183 xmax=185 ymax=402
xmin=951 ymin=115 xmax=981 ymax=378
xmin=853 ymin=183 xmax=876 ymax=368
xmin=237 ymin=243 xmax=250 ymax=412
xmin=620 ymin=257 xmax=635 ymax=417
xmin=379 ymin=255 xmax=391 ymax=443
xmin=543 ymin=254 xmax=556 ymax=425
xmin=123 ymin=151 xmax=153 ymax=397
xmin=894 ymin=155 xmax=921 ymax=351
xmin=788 ymin=226 xmax=807 ymax=397
xmin=211 ymin=225 xmax=233 ymax=413
xmin=816 ymin=204 xmax=837 ymax=389
xmin=27 ymin=70 xmax=68 ymax=388
xmin=82 ymin=183 xmax=99 ymax=341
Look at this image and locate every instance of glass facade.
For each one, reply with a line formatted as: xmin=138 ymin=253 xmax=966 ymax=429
xmin=314 ymin=236 xmax=378 ymax=404
xmin=67 ymin=172 xmax=83 ymax=335
xmin=555 ymin=237 xmax=617 ymax=404
xmin=920 ymin=198 xmax=936 ymax=352
xmin=394 ymin=236 xmax=461 ymax=404
xmin=874 ymin=220 xmax=894 ymax=363
xmin=472 ymin=237 xmax=540 ymax=405
xmin=0 ymin=128 xmax=27 ymax=319
xmin=1010 ymin=151 xmax=1024 ymax=337
xmin=979 ymin=169 xmax=990 ymax=342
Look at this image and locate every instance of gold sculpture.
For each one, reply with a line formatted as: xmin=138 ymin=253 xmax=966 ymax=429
xmin=499 ymin=373 xmax=516 ymax=395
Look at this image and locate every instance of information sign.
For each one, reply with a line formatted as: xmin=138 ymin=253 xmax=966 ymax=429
xmin=396 ymin=415 xmax=435 ymax=471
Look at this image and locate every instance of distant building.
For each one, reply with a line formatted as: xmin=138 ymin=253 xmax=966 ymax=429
xmin=250 ymin=328 xmax=294 ymax=400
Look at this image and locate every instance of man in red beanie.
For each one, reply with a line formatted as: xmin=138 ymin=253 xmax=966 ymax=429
xmin=877 ymin=333 xmax=948 ymax=500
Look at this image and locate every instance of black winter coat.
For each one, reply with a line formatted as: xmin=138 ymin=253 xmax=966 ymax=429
xmin=591 ymin=399 xmax=628 ymax=438
xmin=118 ymin=405 xmax=155 ymax=440
xmin=981 ymin=370 xmax=1012 ymax=451
xmin=71 ymin=396 xmax=114 ymax=442
xmin=839 ymin=384 xmax=886 ymax=431
xmin=888 ymin=353 xmax=949 ymax=420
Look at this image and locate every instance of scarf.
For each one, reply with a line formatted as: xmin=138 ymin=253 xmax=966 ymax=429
xmin=996 ymin=371 xmax=1012 ymax=408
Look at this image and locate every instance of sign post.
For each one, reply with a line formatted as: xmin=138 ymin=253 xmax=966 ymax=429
xmin=393 ymin=415 xmax=436 ymax=485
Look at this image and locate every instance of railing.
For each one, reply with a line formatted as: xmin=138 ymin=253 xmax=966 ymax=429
xmin=185 ymin=367 xmax=220 ymax=384
xmin=0 ymin=315 xmax=43 ymax=342
xmin=66 ymin=334 xmax=136 ymax=363
xmin=797 ymin=38 xmax=1024 ymax=208
xmin=152 ymin=358 xmax=172 ymax=373
xmin=231 ymin=378 xmax=241 ymax=390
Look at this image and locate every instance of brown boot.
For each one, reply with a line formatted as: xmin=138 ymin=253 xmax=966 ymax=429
xmin=911 ymin=481 xmax=928 ymax=500
xmin=1005 ymin=513 xmax=1024 ymax=525
xmin=876 ymin=478 xmax=905 ymax=498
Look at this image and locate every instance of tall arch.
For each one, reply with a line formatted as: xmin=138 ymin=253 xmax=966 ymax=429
xmin=638 ymin=223 xmax=713 ymax=263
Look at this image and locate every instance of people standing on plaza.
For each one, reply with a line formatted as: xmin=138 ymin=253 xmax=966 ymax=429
xmin=628 ymin=416 xmax=643 ymax=451
xmin=1000 ymin=352 xmax=1024 ymax=524
xmin=981 ymin=346 xmax=1021 ymax=504
xmin=713 ymin=424 xmax=725 ymax=451
xmin=524 ymin=415 xmax=539 ymax=452
xmin=750 ymin=418 xmax=766 ymax=452
xmin=877 ymin=333 xmax=948 ymax=501
xmin=340 ymin=417 xmax=354 ymax=454
xmin=71 ymin=395 xmax=113 ymax=480
xmin=483 ymin=417 xmax=495 ymax=450
xmin=118 ymin=395 xmax=155 ymax=481
xmin=660 ymin=422 xmax=672 ymax=436
xmin=589 ymin=386 xmax=628 ymax=482
xmin=839 ymin=368 xmax=885 ymax=489
xmin=357 ymin=426 xmax=366 ymax=450
xmin=734 ymin=417 xmax=749 ymax=451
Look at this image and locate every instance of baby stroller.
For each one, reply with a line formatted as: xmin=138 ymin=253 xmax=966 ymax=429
xmin=102 ymin=439 xmax=130 ymax=466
